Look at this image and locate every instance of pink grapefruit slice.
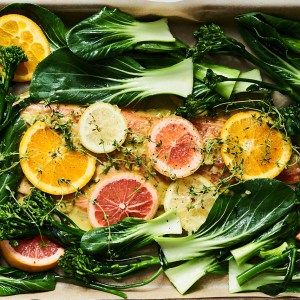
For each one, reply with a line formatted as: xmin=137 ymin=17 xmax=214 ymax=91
xmin=147 ymin=116 xmax=204 ymax=178
xmin=0 ymin=236 xmax=64 ymax=272
xmin=88 ymin=172 xmax=159 ymax=227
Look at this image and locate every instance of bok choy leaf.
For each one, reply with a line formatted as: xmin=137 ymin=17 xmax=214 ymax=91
xmin=230 ymin=212 xmax=299 ymax=266
xmin=67 ymin=7 xmax=176 ymax=60
xmin=81 ymin=209 xmax=182 ymax=257
xmin=156 ymin=179 xmax=297 ymax=263
xmin=0 ymin=266 xmax=56 ymax=296
xmin=29 ymin=48 xmax=193 ymax=106
xmin=0 ymin=115 xmax=26 ymax=205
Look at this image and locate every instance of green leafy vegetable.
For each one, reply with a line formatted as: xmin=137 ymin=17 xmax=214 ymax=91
xmin=231 ymin=212 xmax=299 ymax=266
xmin=175 ymin=79 xmax=226 ymax=119
xmin=0 ymin=188 xmax=85 ymax=245
xmin=187 ymin=23 xmax=300 ymax=102
xmin=0 ymin=115 xmax=26 ymax=205
xmin=0 ymin=46 xmax=27 ymax=131
xmin=0 ymin=3 xmax=67 ymax=50
xmin=81 ymin=209 xmax=182 ymax=257
xmin=59 ymin=247 xmax=160 ymax=280
xmin=194 ymin=60 xmax=240 ymax=99
xmin=156 ymin=179 xmax=297 ymax=263
xmin=229 ymin=256 xmax=300 ymax=294
xmin=29 ymin=47 xmax=193 ymax=106
xmin=67 ymin=7 xmax=176 ymax=60
xmin=0 ymin=266 xmax=56 ymax=296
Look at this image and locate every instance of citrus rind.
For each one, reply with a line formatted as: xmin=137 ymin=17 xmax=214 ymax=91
xmin=0 ymin=239 xmax=64 ymax=272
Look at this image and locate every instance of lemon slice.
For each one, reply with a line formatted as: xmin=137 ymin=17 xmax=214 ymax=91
xmin=164 ymin=174 xmax=218 ymax=234
xmin=79 ymin=102 xmax=128 ymax=153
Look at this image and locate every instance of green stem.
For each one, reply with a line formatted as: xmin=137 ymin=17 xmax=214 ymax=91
xmin=55 ymin=275 xmax=127 ymax=298
xmin=237 ymin=251 xmax=289 ymax=286
xmin=96 ymin=256 xmax=161 ymax=278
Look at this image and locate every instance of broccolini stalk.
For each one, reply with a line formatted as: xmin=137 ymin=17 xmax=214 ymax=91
xmin=58 ymin=247 xmax=161 ymax=283
xmin=188 ymin=23 xmax=300 ymax=102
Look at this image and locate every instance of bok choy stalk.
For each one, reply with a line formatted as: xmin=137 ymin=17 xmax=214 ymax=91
xmin=66 ymin=7 xmax=177 ymax=60
xmin=163 ymin=255 xmax=229 ymax=294
xmin=156 ymin=179 xmax=297 ymax=263
xmin=81 ymin=209 xmax=181 ymax=257
xmin=229 ymin=244 xmax=300 ymax=296
xmin=29 ymin=48 xmax=193 ymax=106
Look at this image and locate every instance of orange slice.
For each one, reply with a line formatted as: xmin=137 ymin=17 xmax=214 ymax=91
xmin=0 ymin=14 xmax=50 ymax=82
xmin=147 ymin=116 xmax=204 ymax=178
xmin=88 ymin=172 xmax=159 ymax=227
xmin=19 ymin=121 xmax=96 ymax=195
xmin=0 ymin=236 xmax=64 ymax=272
xmin=220 ymin=110 xmax=292 ymax=180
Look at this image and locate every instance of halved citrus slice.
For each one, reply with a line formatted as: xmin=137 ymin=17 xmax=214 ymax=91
xmin=19 ymin=121 xmax=96 ymax=195
xmin=147 ymin=116 xmax=203 ymax=178
xmin=88 ymin=172 xmax=159 ymax=227
xmin=164 ymin=174 xmax=218 ymax=234
xmin=0 ymin=236 xmax=64 ymax=272
xmin=0 ymin=14 xmax=50 ymax=82
xmin=221 ymin=110 xmax=292 ymax=180
xmin=79 ymin=102 xmax=128 ymax=154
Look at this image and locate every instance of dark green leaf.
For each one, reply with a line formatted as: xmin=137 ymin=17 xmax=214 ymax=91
xmin=29 ymin=47 xmax=193 ymax=106
xmin=81 ymin=218 xmax=149 ymax=256
xmin=67 ymin=7 xmax=175 ymax=60
xmin=0 ymin=115 xmax=26 ymax=205
xmin=0 ymin=270 xmax=56 ymax=296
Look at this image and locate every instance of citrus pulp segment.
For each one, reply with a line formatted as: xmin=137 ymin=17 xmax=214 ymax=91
xmin=19 ymin=121 xmax=96 ymax=195
xmin=0 ymin=236 xmax=64 ymax=272
xmin=220 ymin=110 xmax=292 ymax=180
xmin=79 ymin=102 xmax=128 ymax=153
xmin=147 ymin=116 xmax=204 ymax=178
xmin=0 ymin=14 xmax=50 ymax=82
xmin=164 ymin=174 xmax=218 ymax=234
xmin=88 ymin=172 xmax=159 ymax=227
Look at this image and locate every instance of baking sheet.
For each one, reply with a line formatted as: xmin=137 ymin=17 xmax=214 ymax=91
xmin=0 ymin=1 xmax=299 ymax=299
